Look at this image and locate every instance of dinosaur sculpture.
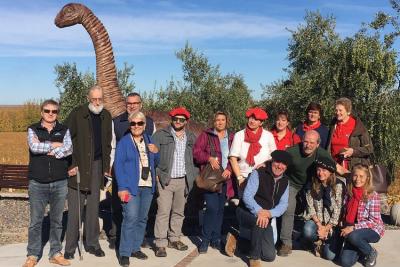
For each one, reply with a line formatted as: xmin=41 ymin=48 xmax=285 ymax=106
xmin=55 ymin=3 xmax=125 ymax=118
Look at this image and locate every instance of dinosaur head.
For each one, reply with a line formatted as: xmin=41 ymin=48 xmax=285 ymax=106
xmin=55 ymin=3 xmax=88 ymax=28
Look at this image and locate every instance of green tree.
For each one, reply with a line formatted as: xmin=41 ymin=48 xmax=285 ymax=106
xmin=261 ymin=11 xmax=400 ymax=170
xmin=55 ymin=62 xmax=135 ymax=121
xmin=146 ymin=43 xmax=253 ymax=130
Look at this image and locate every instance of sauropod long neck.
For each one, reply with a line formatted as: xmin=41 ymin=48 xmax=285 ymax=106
xmin=81 ymin=11 xmax=118 ymax=86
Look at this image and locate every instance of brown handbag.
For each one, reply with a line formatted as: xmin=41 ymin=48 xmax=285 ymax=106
xmin=195 ymin=134 xmax=225 ymax=192
xmin=370 ymin=154 xmax=391 ymax=194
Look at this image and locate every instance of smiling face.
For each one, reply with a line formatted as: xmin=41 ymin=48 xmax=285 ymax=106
xmin=271 ymin=161 xmax=288 ymax=178
xmin=129 ymin=118 xmax=145 ymax=137
xmin=126 ymin=95 xmax=142 ymax=114
xmin=352 ymin=168 xmax=368 ymax=188
xmin=275 ymin=114 xmax=289 ymax=131
xmin=214 ymin=114 xmax=227 ymax=132
xmin=171 ymin=115 xmax=187 ymax=131
xmin=247 ymin=116 xmax=263 ymax=131
xmin=302 ymin=130 xmax=320 ymax=156
xmin=307 ymin=109 xmax=320 ymax=124
xmin=335 ymin=104 xmax=350 ymax=122
xmin=317 ymin=166 xmax=332 ymax=184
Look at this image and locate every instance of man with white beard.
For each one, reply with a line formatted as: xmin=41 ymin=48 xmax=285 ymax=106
xmin=64 ymin=85 xmax=113 ymax=259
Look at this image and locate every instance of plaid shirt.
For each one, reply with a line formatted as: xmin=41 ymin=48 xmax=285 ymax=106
xmin=27 ymin=126 xmax=73 ymax=159
xmin=304 ymin=182 xmax=344 ymax=226
xmin=344 ymin=191 xmax=385 ymax=237
xmin=170 ymin=128 xmax=187 ymax=178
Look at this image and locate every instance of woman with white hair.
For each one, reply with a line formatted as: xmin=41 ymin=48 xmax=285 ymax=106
xmin=114 ymin=111 xmax=159 ymax=267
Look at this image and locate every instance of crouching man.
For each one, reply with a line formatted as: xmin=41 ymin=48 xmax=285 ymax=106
xmin=228 ymin=150 xmax=291 ymax=267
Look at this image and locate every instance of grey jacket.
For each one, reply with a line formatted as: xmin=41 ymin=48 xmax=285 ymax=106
xmin=152 ymin=126 xmax=198 ymax=194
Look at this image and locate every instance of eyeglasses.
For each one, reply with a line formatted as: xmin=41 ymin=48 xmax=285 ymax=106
xmin=126 ymin=102 xmax=141 ymax=106
xmin=130 ymin=121 xmax=145 ymax=127
xmin=43 ymin=109 xmax=58 ymax=114
xmin=172 ymin=117 xmax=186 ymax=123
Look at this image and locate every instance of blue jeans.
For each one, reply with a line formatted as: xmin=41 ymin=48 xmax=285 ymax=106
xmin=302 ymin=220 xmax=340 ymax=260
xmin=119 ymin=187 xmax=153 ymax=257
xmin=27 ymin=179 xmax=68 ymax=259
xmin=201 ymin=185 xmax=226 ymax=243
xmin=340 ymin=228 xmax=380 ymax=267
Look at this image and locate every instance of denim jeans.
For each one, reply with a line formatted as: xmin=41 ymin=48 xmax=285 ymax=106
xmin=119 ymin=187 xmax=153 ymax=257
xmin=302 ymin=220 xmax=340 ymax=260
xmin=340 ymin=228 xmax=380 ymax=267
xmin=201 ymin=185 xmax=226 ymax=244
xmin=27 ymin=179 xmax=68 ymax=259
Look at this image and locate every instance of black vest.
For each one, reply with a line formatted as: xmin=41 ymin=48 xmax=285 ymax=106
xmin=28 ymin=121 xmax=70 ymax=183
xmin=254 ymin=161 xmax=289 ymax=210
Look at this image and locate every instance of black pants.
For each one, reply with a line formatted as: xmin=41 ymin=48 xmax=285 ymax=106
xmin=108 ymin=176 xmax=122 ymax=246
xmin=236 ymin=207 xmax=276 ymax=261
xmin=65 ymin=160 xmax=102 ymax=253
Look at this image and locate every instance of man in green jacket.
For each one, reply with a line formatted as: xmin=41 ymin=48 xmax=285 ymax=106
xmin=64 ymin=85 xmax=112 ymax=259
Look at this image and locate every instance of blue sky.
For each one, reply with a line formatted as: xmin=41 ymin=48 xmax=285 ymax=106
xmin=0 ymin=0 xmax=394 ymax=104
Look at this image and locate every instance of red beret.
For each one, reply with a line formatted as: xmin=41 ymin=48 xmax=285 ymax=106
xmin=169 ymin=107 xmax=191 ymax=119
xmin=245 ymin=107 xmax=268 ymax=120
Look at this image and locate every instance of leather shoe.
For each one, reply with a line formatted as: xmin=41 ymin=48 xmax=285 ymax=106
xmin=154 ymin=247 xmax=167 ymax=257
xmin=63 ymin=252 xmax=74 ymax=260
xmin=131 ymin=250 xmax=148 ymax=260
xmin=87 ymin=247 xmax=105 ymax=257
xmin=168 ymin=241 xmax=188 ymax=251
xmin=119 ymin=256 xmax=130 ymax=267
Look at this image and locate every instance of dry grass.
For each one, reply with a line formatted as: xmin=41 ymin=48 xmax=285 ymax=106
xmin=387 ymin=167 xmax=400 ymax=206
xmin=0 ymin=132 xmax=28 ymax=165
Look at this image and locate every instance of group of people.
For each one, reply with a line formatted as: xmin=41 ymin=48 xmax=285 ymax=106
xmin=23 ymin=85 xmax=384 ymax=267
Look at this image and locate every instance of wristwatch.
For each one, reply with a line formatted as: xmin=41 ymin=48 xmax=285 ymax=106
xmin=237 ymin=175 xmax=245 ymax=181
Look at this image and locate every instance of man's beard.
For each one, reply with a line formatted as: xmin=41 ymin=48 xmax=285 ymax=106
xmin=172 ymin=123 xmax=185 ymax=132
xmin=88 ymin=103 xmax=104 ymax=114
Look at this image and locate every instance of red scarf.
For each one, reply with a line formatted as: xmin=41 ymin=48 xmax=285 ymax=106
xmin=345 ymin=187 xmax=363 ymax=225
xmin=303 ymin=120 xmax=321 ymax=131
xmin=244 ymin=125 xmax=263 ymax=166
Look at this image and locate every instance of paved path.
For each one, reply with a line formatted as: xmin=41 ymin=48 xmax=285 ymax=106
xmin=1 ymin=231 xmax=399 ymax=267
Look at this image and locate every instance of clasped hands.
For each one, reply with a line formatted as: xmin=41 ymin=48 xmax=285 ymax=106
xmin=256 ymin=209 xmax=271 ymax=228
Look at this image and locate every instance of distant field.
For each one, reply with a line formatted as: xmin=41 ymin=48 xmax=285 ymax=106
xmin=0 ymin=132 xmax=28 ymax=165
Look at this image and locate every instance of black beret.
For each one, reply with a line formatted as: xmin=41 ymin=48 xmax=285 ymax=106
xmin=271 ymin=150 xmax=292 ymax=166
xmin=315 ymin=157 xmax=336 ymax=173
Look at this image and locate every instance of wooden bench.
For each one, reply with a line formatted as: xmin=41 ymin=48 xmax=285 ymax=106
xmin=0 ymin=164 xmax=29 ymax=194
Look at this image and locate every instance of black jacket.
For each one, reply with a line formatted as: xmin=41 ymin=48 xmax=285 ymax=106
xmin=64 ymin=105 xmax=112 ymax=191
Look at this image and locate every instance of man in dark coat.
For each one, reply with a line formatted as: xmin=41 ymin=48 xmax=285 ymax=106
xmin=64 ymin=85 xmax=112 ymax=259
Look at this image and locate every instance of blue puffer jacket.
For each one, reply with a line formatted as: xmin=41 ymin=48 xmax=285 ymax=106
xmin=114 ymin=133 xmax=159 ymax=195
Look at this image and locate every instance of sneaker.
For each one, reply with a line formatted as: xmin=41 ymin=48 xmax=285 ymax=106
xmin=277 ymin=243 xmax=292 ymax=257
xmin=154 ymin=247 xmax=167 ymax=257
xmin=131 ymin=250 xmax=148 ymax=260
xmin=249 ymin=259 xmax=262 ymax=267
xmin=168 ymin=241 xmax=188 ymax=251
xmin=365 ymin=247 xmax=378 ymax=267
xmin=224 ymin=232 xmax=237 ymax=257
xmin=198 ymin=240 xmax=209 ymax=254
xmin=313 ymin=240 xmax=322 ymax=258
xmin=49 ymin=253 xmax=71 ymax=266
xmin=22 ymin=256 xmax=37 ymax=267
xmin=119 ymin=256 xmax=130 ymax=267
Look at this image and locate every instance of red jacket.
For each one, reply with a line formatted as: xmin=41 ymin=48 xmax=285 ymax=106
xmin=193 ymin=128 xmax=235 ymax=198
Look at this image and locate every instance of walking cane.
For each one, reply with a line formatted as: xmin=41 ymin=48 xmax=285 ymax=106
xmin=76 ymin=170 xmax=84 ymax=261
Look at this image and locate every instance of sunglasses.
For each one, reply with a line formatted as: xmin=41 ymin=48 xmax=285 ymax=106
xmin=43 ymin=109 xmax=58 ymax=114
xmin=130 ymin=121 xmax=145 ymax=127
xmin=172 ymin=117 xmax=186 ymax=123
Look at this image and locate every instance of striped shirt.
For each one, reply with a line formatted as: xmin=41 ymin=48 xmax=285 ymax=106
xmin=170 ymin=128 xmax=187 ymax=178
xmin=27 ymin=126 xmax=73 ymax=159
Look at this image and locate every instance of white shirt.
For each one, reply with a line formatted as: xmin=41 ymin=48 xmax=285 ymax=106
xmin=229 ymin=128 xmax=276 ymax=177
